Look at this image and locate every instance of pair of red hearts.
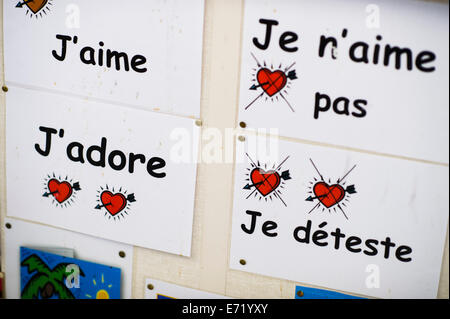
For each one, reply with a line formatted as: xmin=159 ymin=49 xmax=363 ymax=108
xmin=47 ymin=180 xmax=127 ymax=216
xmin=250 ymin=170 xmax=346 ymax=208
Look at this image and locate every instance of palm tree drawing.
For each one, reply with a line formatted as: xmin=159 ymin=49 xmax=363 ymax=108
xmin=21 ymin=254 xmax=85 ymax=299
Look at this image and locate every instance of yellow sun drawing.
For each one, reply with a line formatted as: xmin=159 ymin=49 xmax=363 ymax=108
xmin=85 ymin=273 xmax=113 ymax=299
xmin=96 ymin=289 xmax=110 ymax=299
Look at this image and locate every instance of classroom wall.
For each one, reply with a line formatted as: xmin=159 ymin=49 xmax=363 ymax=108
xmin=0 ymin=0 xmax=448 ymax=299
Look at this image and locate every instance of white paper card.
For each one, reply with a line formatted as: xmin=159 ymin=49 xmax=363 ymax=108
xmin=6 ymin=86 xmax=199 ymax=256
xmin=3 ymin=0 xmax=205 ymax=118
xmin=238 ymin=0 xmax=449 ymax=163
xmin=145 ymin=278 xmax=229 ymax=299
xmin=33 ymin=248 xmax=75 ymax=258
xmin=230 ymin=134 xmax=449 ymax=299
xmin=4 ymin=217 xmax=133 ymax=299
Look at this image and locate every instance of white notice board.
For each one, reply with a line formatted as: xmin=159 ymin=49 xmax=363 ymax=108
xmin=238 ymin=0 xmax=449 ymax=163
xmin=230 ymin=134 xmax=449 ymax=299
xmin=3 ymin=0 xmax=205 ymax=118
xmin=6 ymin=86 xmax=199 ymax=257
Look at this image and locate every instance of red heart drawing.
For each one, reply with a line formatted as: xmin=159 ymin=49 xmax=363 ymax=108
xmin=26 ymin=0 xmax=48 ymax=14
xmin=100 ymin=191 xmax=127 ymax=216
xmin=313 ymin=182 xmax=346 ymax=208
xmin=257 ymin=68 xmax=287 ymax=97
xmin=250 ymin=169 xmax=281 ymax=197
xmin=48 ymin=179 xmax=73 ymax=204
